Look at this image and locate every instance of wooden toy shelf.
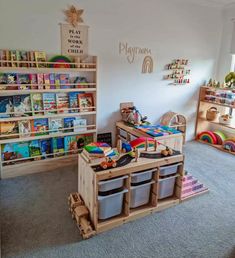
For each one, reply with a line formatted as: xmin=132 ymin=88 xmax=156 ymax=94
xmin=0 ymin=55 xmax=98 ymax=179
xmin=78 ymin=152 xmax=184 ymax=234
xmin=195 ymin=86 xmax=235 ymax=154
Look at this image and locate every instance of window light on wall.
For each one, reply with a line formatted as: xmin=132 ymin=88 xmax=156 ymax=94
xmin=230 ymin=19 xmax=235 ymax=72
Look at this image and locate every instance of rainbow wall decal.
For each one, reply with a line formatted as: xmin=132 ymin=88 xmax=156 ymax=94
xmin=142 ymin=56 xmax=153 ymax=73
xmin=198 ymin=131 xmax=217 ymax=145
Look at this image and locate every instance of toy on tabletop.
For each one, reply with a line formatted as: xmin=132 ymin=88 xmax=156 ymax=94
xmin=100 ymin=157 xmax=117 ymax=170
xmin=225 ymin=72 xmax=235 ymax=88
xmin=161 ymin=146 xmax=173 ymax=157
xmin=130 ymin=137 xmax=155 ymax=150
xmin=197 ymin=131 xmax=218 ymax=145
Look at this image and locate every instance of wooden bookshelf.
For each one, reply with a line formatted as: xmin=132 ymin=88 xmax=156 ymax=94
xmin=195 ymin=86 xmax=235 ymax=154
xmin=0 ymin=54 xmax=98 ymax=178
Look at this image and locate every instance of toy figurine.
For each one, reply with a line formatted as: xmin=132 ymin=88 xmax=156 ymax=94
xmin=161 ymin=147 xmax=173 ymax=157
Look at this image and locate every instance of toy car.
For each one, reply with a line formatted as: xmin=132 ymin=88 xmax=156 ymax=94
xmin=100 ymin=157 xmax=117 ymax=169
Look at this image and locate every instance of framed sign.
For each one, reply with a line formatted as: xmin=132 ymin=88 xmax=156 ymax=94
xmin=60 ymin=24 xmax=88 ymax=57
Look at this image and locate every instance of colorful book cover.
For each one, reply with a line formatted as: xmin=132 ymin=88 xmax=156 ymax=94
xmin=52 ymin=137 xmax=64 ymax=156
xmin=55 ymin=74 xmax=61 ymax=89
xmin=0 ymin=121 xmax=18 ymax=139
xmin=78 ymin=93 xmax=94 ymax=112
xmin=60 ymin=74 xmax=69 ymax=89
xmin=18 ymin=120 xmax=31 ymax=138
xmin=42 ymin=93 xmax=56 ymax=114
xmin=0 ymin=50 xmax=8 ymax=67
xmin=17 ymin=74 xmax=30 ymax=90
xmin=29 ymin=74 xmax=38 ymax=90
xmin=68 ymin=92 xmax=80 ymax=113
xmin=28 ymin=51 xmax=36 ymax=67
xmin=43 ymin=74 xmax=50 ymax=89
xmin=13 ymin=95 xmax=32 ymax=117
xmin=63 ymin=117 xmax=75 ymax=132
xmin=56 ymin=93 xmax=69 ymax=113
xmin=40 ymin=139 xmax=52 ymax=158
xmin=19 ymin=51 xmax=28 ymax=67
xmin=35 ymin=51 xmax=47 ymax=68
xmin=31 ymin=93 xmax=43 ymax=115
xmin=10 ymin=50 xmax=17 ymax=67
xmin=7 ymin=73 xmax=18 ymax=90
xmin=0 ymin=96 xmax=13 ymax=118
xmin=75 ymin=134 xmax=93 ymax=149
xmin=64 ymin=136 xmax=78 ymax=154
xmin=73 ymin=118 xmax=87 ymax=132
xmin=73 ymin=76 xmax=88 ymax=88
xmin=29 ymin=140 xmax=41 ymax=157
xmin=37 ymin=74 xmax=44 ymax=89
xmin=31 ymin=118 xmax=49 ymax=136
xmin=49 ymin=117 xmax=63 ymax=134
xmin=1 ymin=143 xmax=17 ymax=162
xmin=13 ymin=141 xmax=30 ymax=159
xmin=49 ymin=74 xmax=55 ymax=89
xmin=0 ymin=73 xmax=7 ymax=90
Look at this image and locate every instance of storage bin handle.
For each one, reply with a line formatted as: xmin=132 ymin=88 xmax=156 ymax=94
xmin=131 ymin=168 xmax=157 ymax=177
xmin=159 ymin=162 xmax=182 ymax=170
xmin=98 ymin=188 xmax=128 ymax=200
xmin=98 ymin=175 xmax=128 ymax=186
xmin=158 ymin=174 xmax=179 ymax=182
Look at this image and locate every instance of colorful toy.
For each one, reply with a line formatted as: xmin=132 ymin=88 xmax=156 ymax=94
xmin=223 ymin=139 xmax=235 ymax=152
xmin=213 ymin=131 xmax=227 ymax=145
xmin=121 ymin=142 xmax=132 ymax=153
xmin=161 ymin=147 xmax=173 ymax=157
xmin=198 ymin=131 xmax=217 ymax=145
xmin=48 ymin=55 xmax=73 ymax=68
xmin=100 ymin=157 xmax=117 ymax=169
xmin=135 ymin=124 xmax=181 ymax=137
xmin=130 ymin=137 xmax=155 ymax=149
xmin=84 ymin=142 xmax=111 ymax=155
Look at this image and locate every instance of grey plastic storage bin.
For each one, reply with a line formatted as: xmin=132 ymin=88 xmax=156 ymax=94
xmin=159 ymin=163 xmax=182 ymax=176
xmin=98 ymin=175 xmax=128 ymax=192
xmin=131 ymin=169 xmax=156 ymax=184
xmin=130 ymin=181 xmax=154 ymax=208
xmin=98 ymin=189 xmax=128 ymax=220
xmin=158 ymin=175 xmax=178 ymax=199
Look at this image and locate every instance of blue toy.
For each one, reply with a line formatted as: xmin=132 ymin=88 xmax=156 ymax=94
xmin=122 ymin=142 xmax=132 ymax=153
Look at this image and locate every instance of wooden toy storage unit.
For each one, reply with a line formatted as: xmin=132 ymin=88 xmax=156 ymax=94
xmin=77 ymin=152 xmax=184 ymax=235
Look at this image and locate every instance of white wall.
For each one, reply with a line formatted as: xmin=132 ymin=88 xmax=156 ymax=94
xmin=217 ymin=3 xmax=235 ymax=81
xmin=0 ymin=0 xmax=223 ymax=141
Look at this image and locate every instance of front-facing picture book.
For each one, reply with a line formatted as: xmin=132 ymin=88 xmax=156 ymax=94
xmin=52 ymin=137 xmax=64 ymax=156
xmin=31 ymin=118 xmax=49 ymax=136
xmin=1 ymin=143 xmax=17 ymax=162
xmin=42 ymin=93 xmax=56 ymax=114
xmin=13 ymin=142 xmax=30 ymax=159
xmin=31 ymin=93 xmax=44 ymax=115
xmin=56 ymin=93 xmax=69 ymax=113
xmin=63 ymin=117 xmax=75 ymax=132
xmin=0 ymin=121 xmax=18 ymax=139
xmin=64 ymin=136 xmax=78 ymax=154
xmin=78 ymin=93 xmax=94 ymax=112
xmin=40 ymin=139 xmax=52 ymax=159
xmin=35 ymin=51 xmax=47 ymax=68
xmin=18 ymin=120 xmax=31 ymax=138
xmin=17 ymin=74 xmax=30 ymax=90
xmin=13 ymin=95 xmax=32 ymax=117
xmin=0 ymin=96 xmax=13 ymax=118
xmin=29 ymin=140 xmax=41 ymax=157
xmin=49 ymin=117 xmax=63 ymax=134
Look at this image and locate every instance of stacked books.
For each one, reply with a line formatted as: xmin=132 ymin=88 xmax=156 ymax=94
xmin=82 ymin=142 xmax=119 ymax=164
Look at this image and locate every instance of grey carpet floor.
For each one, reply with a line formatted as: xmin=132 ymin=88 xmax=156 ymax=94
xmin=0 ymin=141 xmax=235 ymax=258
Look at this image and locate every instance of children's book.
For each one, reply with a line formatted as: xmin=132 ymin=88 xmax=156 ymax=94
xmin=73 ymin=76 xmax=89 ymax=88
xmin=31 ymin=118 xmax=49 ymax=136
xmin=49 ymin=117 xmax=63 ymax=134
xmin=0 ymin=73 xmax=7 ymax=90
xmin=40 ymin=139 xmax=52 ymax=159
xmin=28 ymin=51 xmax=36 ymax=67
xmin=10 ymin=50 xmax=18 ymax=67
xmin=0 ymin=121 xmax=18 ymax=139
xmin=68 ymin=92 xmax=80 ymax=113
xmin=13 ymin=141 xmax=30 ymax=159
xmin=49 ymin=74 xmax=55 ymax=89
xmin=63 ymin=117 xmax=75 ymax=132
xmin=55 ymin=74 xmax=61 ymax=89
xmin=19 ymin=51 xmax=28 ymax=67
xmin=37 ymin=74 xmax=44 ymax=89
xmin=18 ymin=120 xmax=31 ymax=138
xmin=43 ymin=74 xmax=50 ymax=89
xmin=64 ymin=136 xmax=78 ymax=154
xmin=29 ymin=74 xmax=38 ymax=90
xmin=78 ymin=93 xmax=94 ymax=112
xmin=35 ymin=51 xmax=47 ymax=68
xmin=17 ymin=74 xmax=30 ymax=90
xmin=29 ymin=140 xmax=41 ymax=157
xmin=1 ymin=143 xmax=17 ymax=162
xmin=60 ymin=74 xmax=70 ymax=89
xmin=0 ymin=96 xmax=13 ymax=118
xmin=13 ymin=95 xmax=31 ymax=117
xmin=56 ymin=93 xmax=69 ymax=113
xmin=42 ymin=93 xmax=56 ymax=114
xmin=31 ymin=93 xmax=43 ymax=115
xmin=73 ymin=118 xmax=87 ymax=132
xmin=7 ymin=73 xmax=18 ymax=90
xmin=0 ymin=50 xmax=7 ymax=67
xmin=75 ymin=134 xmax=93 ymax=149
xmin=52 ymin=137 xmax=64 ymax=156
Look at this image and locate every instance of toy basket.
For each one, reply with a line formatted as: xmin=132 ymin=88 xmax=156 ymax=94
xmin=219 ymin=114 xmax=232 ymax=125
xmin=206 ymin=107 xmax=219 ymax=121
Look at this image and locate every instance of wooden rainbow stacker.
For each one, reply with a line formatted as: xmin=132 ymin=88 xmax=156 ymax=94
xmin=72 ymin=149 xmax=185 ymax=238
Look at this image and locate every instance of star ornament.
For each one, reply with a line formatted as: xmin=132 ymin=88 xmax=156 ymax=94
xmin=64 ymin=5 xmax=84 ymax=27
